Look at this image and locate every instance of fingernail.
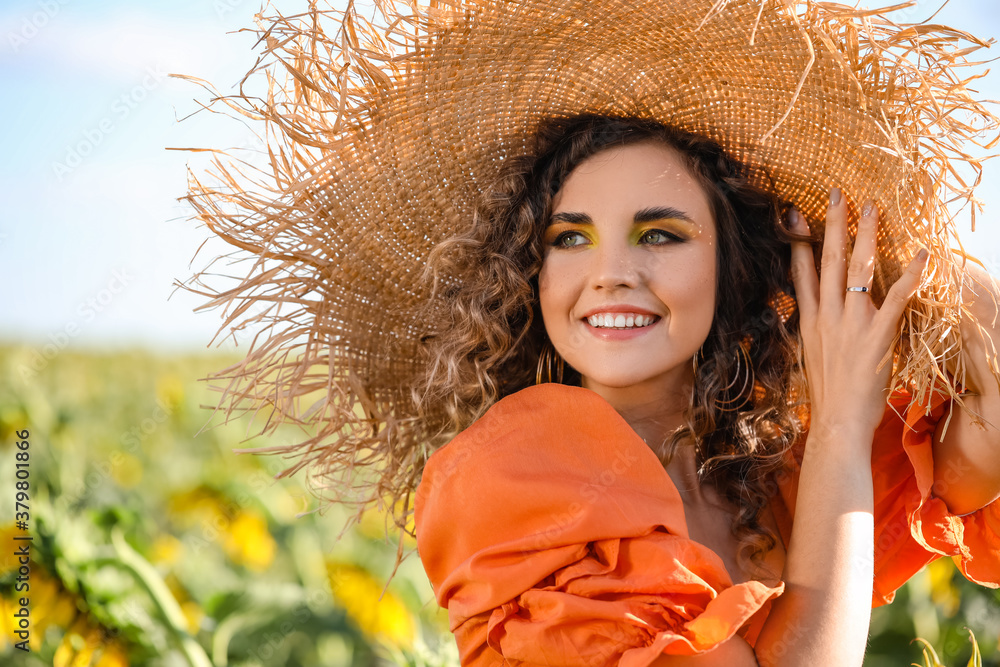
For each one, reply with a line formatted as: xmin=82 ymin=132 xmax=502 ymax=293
xmin=862 ymin=200 xmax=876 ymax=217
xmin=790 ymin=209 xmax=808 ymax=231
xmin=829 ymin=187 xmax=841 ymax=206
xmin=917 ymin=248 xmax=928 ymax=262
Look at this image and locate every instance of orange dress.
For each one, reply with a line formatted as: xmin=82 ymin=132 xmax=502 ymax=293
xmin=414 ymin=383 xmax=1000 ymax=666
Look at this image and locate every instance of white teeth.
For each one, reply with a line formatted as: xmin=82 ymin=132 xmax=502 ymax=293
xmin=586 ymin=313 xmax=657 ymax=329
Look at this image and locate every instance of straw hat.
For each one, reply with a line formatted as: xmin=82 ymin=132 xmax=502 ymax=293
xmin=181 ymin=0 xmax=998 ymax=527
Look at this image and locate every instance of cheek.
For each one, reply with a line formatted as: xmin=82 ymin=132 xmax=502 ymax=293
xmin=651 ymin=250 xmax=717 ymax=316
xmin=693 ymin=258 xmax=718 ymax=327
xmin=538 ymin=254 xmax=576 ymax=311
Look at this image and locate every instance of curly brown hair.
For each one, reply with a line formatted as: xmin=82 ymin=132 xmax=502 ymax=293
xmin=417 ymin=114 xmax=813 ymax=575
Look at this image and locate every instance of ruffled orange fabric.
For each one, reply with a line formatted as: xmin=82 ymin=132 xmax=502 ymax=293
xmin=415 ymin=384 xmax=782 ymax=665
xmin=771 ymin=381 xmax=1000 ymax=606
xmin=414 ymin=382 xmax=1000 ymax=665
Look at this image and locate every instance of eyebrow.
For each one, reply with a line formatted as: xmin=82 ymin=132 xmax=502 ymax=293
xmin=548 ymin=206 xmax=696 ymax=226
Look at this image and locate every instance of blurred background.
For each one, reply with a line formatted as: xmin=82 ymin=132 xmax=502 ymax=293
xmin=1 ymin=0 xmax=999 ymax=665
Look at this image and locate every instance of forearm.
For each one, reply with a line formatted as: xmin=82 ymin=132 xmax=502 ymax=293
xmin=753 ymin=425 xmax=875 ymax=667
xmin=657 ymin=427 xmax=877 ymax=667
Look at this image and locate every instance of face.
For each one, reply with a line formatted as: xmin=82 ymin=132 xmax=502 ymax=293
xmin=538 ymin=141 xmax=717 ymax=400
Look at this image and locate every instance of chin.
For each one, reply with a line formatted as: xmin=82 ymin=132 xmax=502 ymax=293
xmin=571 ymin=352 xmax=697 ymax=391
xmin=577 ymin=368 xmax=676 ymax=393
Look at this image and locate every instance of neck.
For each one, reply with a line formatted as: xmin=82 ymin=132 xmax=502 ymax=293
xmin=581 ymin=368 xmax=692 ymax=445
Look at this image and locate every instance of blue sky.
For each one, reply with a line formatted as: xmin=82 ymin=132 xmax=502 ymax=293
xmin=1 ymin=0 xmax=301 ymax=352
xmin=2 ymin=0 xmax=999 ymax=353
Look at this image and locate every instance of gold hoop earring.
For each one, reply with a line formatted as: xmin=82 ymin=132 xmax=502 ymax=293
xmin=535 ymin=343 xmax=565 ymax=385
xmin=692 ymin=342 xmax=755 ymax=412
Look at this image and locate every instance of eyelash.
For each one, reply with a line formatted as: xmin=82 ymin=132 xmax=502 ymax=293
xmin=550 ymin=231 xmax=589 ymax=248
xmin=549 ymin=229 xmax=685 ymax=248
xmin=638 ymin=229 xmax=684 ymax=245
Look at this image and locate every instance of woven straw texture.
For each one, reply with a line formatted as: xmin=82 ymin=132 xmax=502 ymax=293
xmin=180 ymin=0 xmax=999 ymax=525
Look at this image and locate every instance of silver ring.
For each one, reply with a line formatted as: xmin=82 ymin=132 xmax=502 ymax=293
xmin=845 ymin=286 xmax=870 ymax=293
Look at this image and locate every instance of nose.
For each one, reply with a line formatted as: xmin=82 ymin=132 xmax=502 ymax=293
xmin=591 ymin=240 xmax=639 ymax=290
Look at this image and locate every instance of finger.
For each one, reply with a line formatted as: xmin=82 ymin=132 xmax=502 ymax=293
xmin=873 ymin=247 xmax=930 ymax=340
xmin=788 ymin=208 xmax=819 ymax=323
xmin=844 ymin=199 xmax=878 ymax=314
xmin=819 ymin=187 xmax=848 ymax=317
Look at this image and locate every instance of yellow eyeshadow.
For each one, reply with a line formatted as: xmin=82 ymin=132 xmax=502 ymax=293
xmin=630 ymin=219 xmax=697 ymax=242
xmin=543 ymin=222 xmax=596 ymax=245
xmin=543 ymin=218 xmax=699 ymax=245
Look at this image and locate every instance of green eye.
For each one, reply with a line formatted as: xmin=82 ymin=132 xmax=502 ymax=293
xmin=552 ymin=231 xmax=590 ymax=248
xmin=639 ymin=229 xmax=683 ymax=245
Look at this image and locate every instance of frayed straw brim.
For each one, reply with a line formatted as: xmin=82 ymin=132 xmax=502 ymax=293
xmin=179 ymin=0 xmax=999 ymax=524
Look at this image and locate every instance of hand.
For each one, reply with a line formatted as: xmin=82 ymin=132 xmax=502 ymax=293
xmin=789 ymin=188 xmax=929 ymax=440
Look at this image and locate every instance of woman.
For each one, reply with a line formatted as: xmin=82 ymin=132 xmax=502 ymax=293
xmin=183 ymin=0 xmax=1000 ymax=664
xmin=413 ymin=114 xmax=999 ymax=665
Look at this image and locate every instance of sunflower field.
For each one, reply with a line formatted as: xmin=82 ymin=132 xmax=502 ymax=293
xmin=0 ymin=345 xmax=997 ymax=666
